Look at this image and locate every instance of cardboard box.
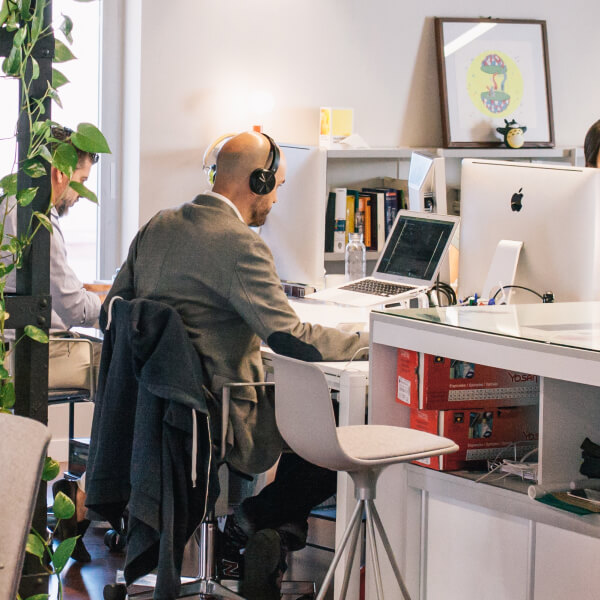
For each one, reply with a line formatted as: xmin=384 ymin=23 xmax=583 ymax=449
xmin=396 ymin=349 xmax=539 ymax=410
xmin=411 ymin=405 xmax=539 ymax=471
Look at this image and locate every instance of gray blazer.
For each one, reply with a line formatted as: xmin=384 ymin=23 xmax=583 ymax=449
xmin=105 ymin=194 xmax=368 ymax=474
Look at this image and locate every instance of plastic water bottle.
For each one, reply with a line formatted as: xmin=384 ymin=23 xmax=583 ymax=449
xmin=345 ymin=233 xmax=366 ymax=281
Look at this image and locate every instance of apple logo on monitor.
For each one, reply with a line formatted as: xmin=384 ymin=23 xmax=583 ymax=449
xmin=511 ymin=188 xmax=523 ymax=212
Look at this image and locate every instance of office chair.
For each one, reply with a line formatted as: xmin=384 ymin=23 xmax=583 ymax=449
xmin=47 ymin=334 xmax=96 ymax=476
xmin=0 ymin=413 xmax=51 ymax=600
xmin=271 ymin=354 xmax=459 ymax=600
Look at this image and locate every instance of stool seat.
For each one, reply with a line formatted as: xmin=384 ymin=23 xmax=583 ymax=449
xmin=337 ymin=424 xmax=456 ymax=464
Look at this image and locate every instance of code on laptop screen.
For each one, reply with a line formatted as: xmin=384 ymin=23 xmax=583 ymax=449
xmin=376 ymin=215 xmax=455 ymax=280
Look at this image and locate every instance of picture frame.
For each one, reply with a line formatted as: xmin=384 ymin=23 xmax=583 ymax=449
xmin=435 ymin=18 xmax=555 ymax=148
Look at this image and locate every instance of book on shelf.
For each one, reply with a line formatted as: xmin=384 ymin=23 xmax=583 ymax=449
xmin=357 ymin=192 xmax=372 ymax=250
xmin=355 ymin=193 xmax=366 ymax=237
xmin=361 ymin=190 xmax=383 ymax=250
xmin=363 ymin=187 xmax=399 ymax=241
xmin=324 ymin=191 xmax=336 ymax=253
xmin=345 ymin=189 xmax=358 ymax=244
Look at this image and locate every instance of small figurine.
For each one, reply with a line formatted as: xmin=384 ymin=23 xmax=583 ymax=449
xmin=496 ymin=119 xmax=527 ymax=149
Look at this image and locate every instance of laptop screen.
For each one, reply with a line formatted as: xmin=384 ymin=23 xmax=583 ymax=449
xmin=375 ymin=213 xmax=457 ymax=282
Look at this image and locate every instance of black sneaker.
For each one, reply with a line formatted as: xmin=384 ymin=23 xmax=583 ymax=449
xmin=52 ymin=478 xmax=91 ymax=563
xmin=216 ymin=514 xmax=248 ymax=581
xmin=241 ymin=529 xmax=287 ymax=600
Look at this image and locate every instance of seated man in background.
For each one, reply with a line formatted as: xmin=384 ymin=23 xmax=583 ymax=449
xmin=100 ymin=131 xmax=368 ymax=600
xmin=5 ymin=126 xmax=103 ymax=562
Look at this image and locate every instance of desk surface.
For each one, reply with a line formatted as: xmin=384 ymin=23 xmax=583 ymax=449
xmin=289 ymin=298 xmax=370 ymax=331
xmin=374 ymin=301 xmax=600 ymax=354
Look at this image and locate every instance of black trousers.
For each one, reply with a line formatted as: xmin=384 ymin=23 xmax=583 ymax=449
xmin=240 ymin=452 xmax=337 ymax=531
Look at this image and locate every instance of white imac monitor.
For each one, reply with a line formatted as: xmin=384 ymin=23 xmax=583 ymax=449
xmin=258 ymin=144 xmax=326 ymax=289
xmin=408 ymin=151 xmax=448 ymax=214
xmin=459 ymin=159 xmax=600 ymax=303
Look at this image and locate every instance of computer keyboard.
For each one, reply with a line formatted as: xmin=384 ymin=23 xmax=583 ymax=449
xmin=340 ymin=279 xmax=414 ymax=297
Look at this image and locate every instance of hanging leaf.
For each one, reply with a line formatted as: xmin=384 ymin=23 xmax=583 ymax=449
xmin=42 ymin=456 xmax=60 ymax=481
xmin=35 ymin=145 xmax=53 ymax=164
xmin=21 ymin=594 xmax=49 ymax=600
xmin=33 ymin=212 xmax=53 ymax=233
xmin=0 ymin=263 xmax=14 ymax=278
xmin=52 ymin=67 xmax=69 ymax=89
xmin=71 ymin=122 xmax=111 ymax=154
xmin=0 ymin=0 xmax=9 ymax=27
xmin=52 ymin=537 xmax=77 ymax=573
xmin=53 ymin=39 xmax=76 ymax=63
xmin=69 ymin=181 xmax=97 ymax=204
xmin=24 ymin=324 xmax=49 ymax=343
xmin=47 ymin=85 xmax=63 ymax=109
xmin=0 ymin=174 xmax=17 ymax=195
xmin=20 ymin=0 xmax=32 ymax=21
xmin=31 ymin=97 xmax=46 ymax=116
xmin=5 ymin=8 xmax=18 ymax=31
xmin=32 ymin=119 xmax=52 ymax=138
xmin=13 ymin=26 xmax=27 ymax=47
xmin=52 ymin=142 xmax=78 ymax=177
xmin=59 ymin=13 xmax=73 ymax=44
xmin=31 ymin=56 xmax=39 ymax=80
xmin=16 ymin=186 xmax=38 ymax=206
xmin=26 ymin=533 xmax=46 ymax=561
xmin=52 ymin=491 xmax=75 ymax=520
xmin=2 ymin=45 xmax=21 ymax=75
xmin=23 ymin=158 xmax=47 ymax=178
xmin=0 ymin=381 xmax=16 ymax=409
xmin=30 ymin=0 xmax=44 ymax=41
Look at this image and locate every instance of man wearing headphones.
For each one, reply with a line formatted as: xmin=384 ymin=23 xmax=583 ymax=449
xmin=100 ymin=131 xmax=368 ymax=600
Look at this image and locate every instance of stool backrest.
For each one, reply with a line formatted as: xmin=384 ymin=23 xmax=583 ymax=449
xmin=272 ymin=354 xmax=356 ymax=471
xmin=0 ymin=414 xmax=51 ymax=600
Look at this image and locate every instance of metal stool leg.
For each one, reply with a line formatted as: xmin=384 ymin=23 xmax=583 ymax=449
xmin=364 ymin=501 xmax=384 ymax=600
xmin=368 ymin=499 xmax=412 ymax=600
xmin=316 ymin=499 xmax=364 ymax=600
xmin=336 ymin=504 xmax=363 ymax=600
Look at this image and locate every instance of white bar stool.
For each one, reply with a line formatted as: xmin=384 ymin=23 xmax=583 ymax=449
xmin=271 ymin=354 xmax=459 ymax=600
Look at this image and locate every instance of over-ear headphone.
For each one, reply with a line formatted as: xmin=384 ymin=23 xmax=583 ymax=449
xmin=249 ymin=133 xmax=280 ymax=195
xmin=202 ymin=133 xmax=236 ymax=186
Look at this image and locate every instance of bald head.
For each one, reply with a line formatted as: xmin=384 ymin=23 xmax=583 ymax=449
xmin=214 ymin=132 xmax=273 ymax=190
xmin=212 ymin=131 xmax=286 ymax=226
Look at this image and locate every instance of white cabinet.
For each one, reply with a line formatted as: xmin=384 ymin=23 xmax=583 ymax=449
xmin=367 ymin=302 xmax=600 ymax=600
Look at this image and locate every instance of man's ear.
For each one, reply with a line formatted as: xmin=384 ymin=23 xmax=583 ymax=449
xmin=50 ymin=165 xmax=62 ymax=186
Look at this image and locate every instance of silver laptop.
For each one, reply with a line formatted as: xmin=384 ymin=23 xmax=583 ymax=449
xmin=306 ymin=210 xmax=459 ymax=307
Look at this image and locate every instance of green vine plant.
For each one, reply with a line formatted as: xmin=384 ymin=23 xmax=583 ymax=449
xmin=1 ymin=0 xmax=110 ymax=597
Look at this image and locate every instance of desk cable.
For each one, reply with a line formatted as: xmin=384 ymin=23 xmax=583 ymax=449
xmin=340 ymin=346 xmax=369 ymax=372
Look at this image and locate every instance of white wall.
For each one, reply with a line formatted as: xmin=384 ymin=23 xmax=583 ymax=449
xmin=122 ymin=1 xmax=600 ymax=246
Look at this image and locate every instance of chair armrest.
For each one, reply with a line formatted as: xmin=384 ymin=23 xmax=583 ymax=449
xmin=220 ymin=382 xmax=275 ymax=460
xmin=48 ymin=336 xmax=96 ymax=401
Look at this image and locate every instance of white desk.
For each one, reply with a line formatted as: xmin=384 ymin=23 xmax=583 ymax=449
xmin=368 ymin=302 xmax=600 ymax=600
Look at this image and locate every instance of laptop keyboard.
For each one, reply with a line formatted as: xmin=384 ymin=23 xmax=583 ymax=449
xmin=340 ymin=279 xmax=414 ymax=297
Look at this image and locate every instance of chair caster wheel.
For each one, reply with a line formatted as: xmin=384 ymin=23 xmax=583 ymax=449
xmin=104 ymin=528 xmax=127 ymax=551
xmin=103 ymin=583 xmax=127 ymax=600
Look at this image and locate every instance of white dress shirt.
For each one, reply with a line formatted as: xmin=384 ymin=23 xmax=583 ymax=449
xmin=4 ymin=200 xmax=101 ymax=330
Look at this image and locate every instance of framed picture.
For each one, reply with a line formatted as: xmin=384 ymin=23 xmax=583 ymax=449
xmin=435 ymin=18 xmax=554 ymax=148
